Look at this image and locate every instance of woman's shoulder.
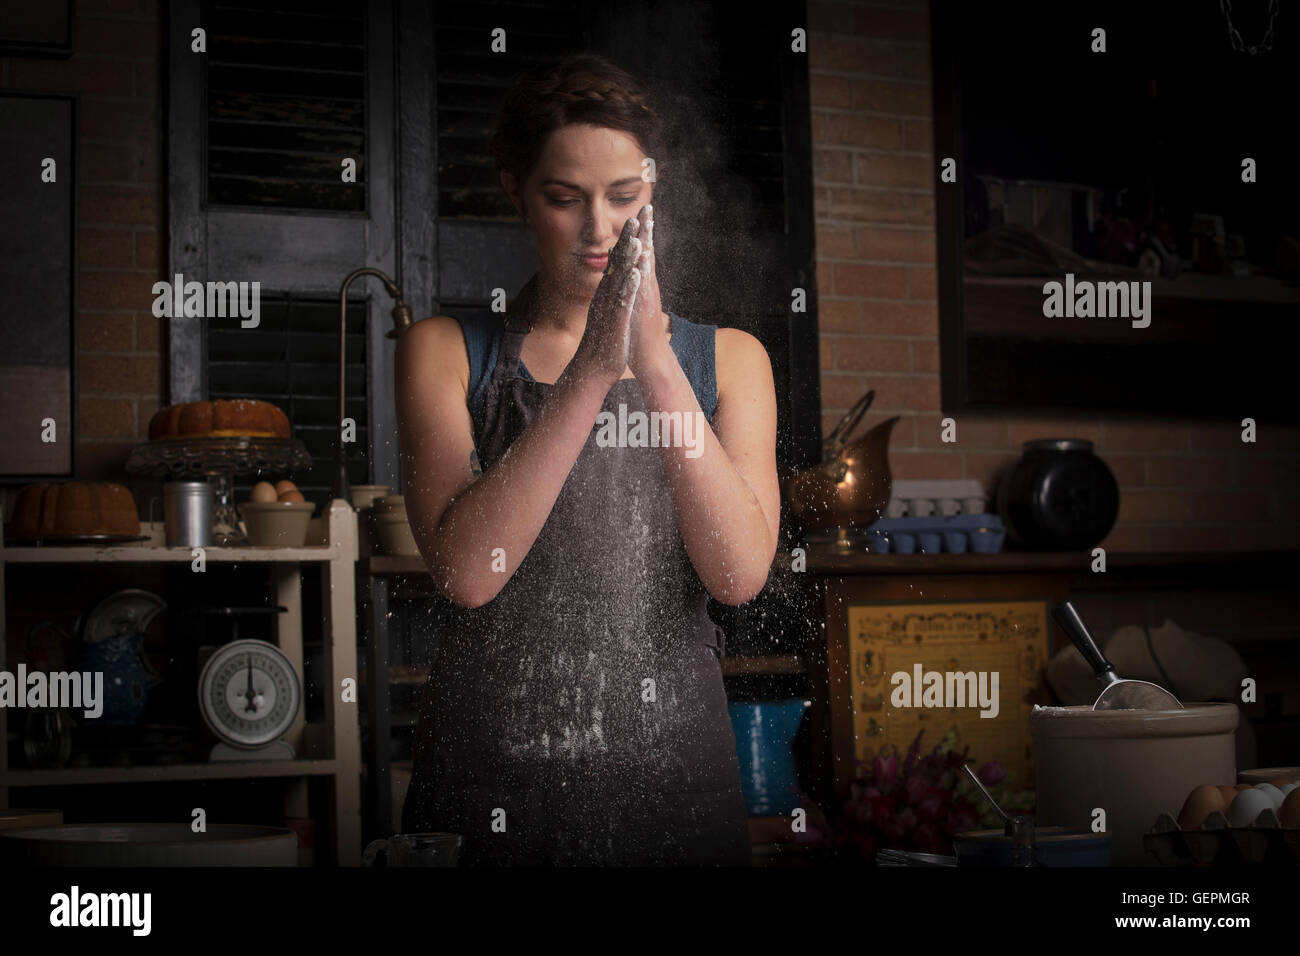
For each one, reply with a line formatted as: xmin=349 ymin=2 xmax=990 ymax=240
xmin=400 ymin=314 xmax=473 ymax=396
xmin=713 ymin=326 xmax=772 ymax=399
xmin=712 ymin=325 xmax=769 ymax=365
xmin=404 ymin=313 xmax=460 ymax=341
xmin=402 ymin=314 xmax=474 ymax=360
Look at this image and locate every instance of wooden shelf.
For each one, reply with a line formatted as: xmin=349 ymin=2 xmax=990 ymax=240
xmin=793 ymin=548 xmax=1300 ymax=576
xmin=1 ymin=542 xmax=345 ymax=564
xmin=366 ymin=554 xmax=427 ymax=576
xmin=0 ymin=499 xmax=363 ymax=864
xmin=5 ymin=759 xmax=340 ymax=787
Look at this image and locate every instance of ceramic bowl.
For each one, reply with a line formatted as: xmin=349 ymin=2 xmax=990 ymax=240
xmin=350 ymin=484 xmax=391 ymax=510
xmin=0 ymin=823 xmax=298 ymax=866
xmin=1238 ymin=767 xmax=1300 ymax=785
xmin=953 ymin=826 xmax=1112 ymax=866
xmin=375 ymin=508 xmax=419 ymax=556
xmin=239 ymin=500 xmax=315 ymax=547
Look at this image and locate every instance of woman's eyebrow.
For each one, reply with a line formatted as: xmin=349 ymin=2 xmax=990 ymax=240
xmin=539 ymin=176 xmax=642 ymax=190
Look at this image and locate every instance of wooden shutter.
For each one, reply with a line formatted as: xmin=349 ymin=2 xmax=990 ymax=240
xmin=207 ymin=294 xmax=369 ymax=502
xmin=205 ymin=0 xmax=368 ymax=212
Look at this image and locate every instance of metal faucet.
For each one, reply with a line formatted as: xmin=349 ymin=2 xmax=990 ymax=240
xmin=334 ymin=268 xmax=413 ymax=506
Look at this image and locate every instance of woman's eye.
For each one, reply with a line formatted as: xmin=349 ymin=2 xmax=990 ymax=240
xmin=545 ymin=196 xmax=638 ymax=208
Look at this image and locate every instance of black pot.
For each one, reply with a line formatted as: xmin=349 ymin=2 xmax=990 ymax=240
xmin=996 ymin=439 xmax=1119 ymax=550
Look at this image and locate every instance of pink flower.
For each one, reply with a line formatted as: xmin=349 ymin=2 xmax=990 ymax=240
xmin=902 ymin=775 xmax=929 ymax=806
xmin=870 ymin=793 xmax=897 ymax=824
xmin=977 ymin=761 xmax=1005 ymax=786
xmin=853 ymin=800 xmax=872 ymax=826
xmin=915 ymin=822 xmax=943 ymax=854
xmin=896 ymin=807 xmax=918 ymax=833
xmin=873 ymin=753 xmax=899 ymax=787
xmin=916 ymin=787 xmax=949 ymax=822
xmin=946 ymin=802 xmax=981 ymax=835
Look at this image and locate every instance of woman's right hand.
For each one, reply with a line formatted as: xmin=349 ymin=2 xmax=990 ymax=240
xmin=573 ymin=216 xmax=643 ymax=387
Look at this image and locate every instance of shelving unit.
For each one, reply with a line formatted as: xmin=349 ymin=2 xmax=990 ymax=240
xmin=0 ymin=499 xmax=362 ymax=865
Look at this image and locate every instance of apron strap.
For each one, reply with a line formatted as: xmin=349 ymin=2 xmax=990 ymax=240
xmin=497 ymin=322 xmax=527 ymax=373
xmin=498 ymin=273 xmax=536 ymax=372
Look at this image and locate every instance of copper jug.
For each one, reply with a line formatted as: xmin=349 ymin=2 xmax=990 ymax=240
xmin=786 ymin=390 xmax=900 ymax=536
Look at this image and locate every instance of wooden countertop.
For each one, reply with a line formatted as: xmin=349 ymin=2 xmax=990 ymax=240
xmin=367 ymin=549 xmax=1300 ymax=578
xmin=786 ymin=548 xmax=1300 ymax=576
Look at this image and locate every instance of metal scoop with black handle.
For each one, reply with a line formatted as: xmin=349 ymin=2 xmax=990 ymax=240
xmin=1051 ymin=601 xmax=1183 ymax=711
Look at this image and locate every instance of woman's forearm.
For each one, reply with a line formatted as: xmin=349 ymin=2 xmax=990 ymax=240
xmin=636 ymin=350 xmax=777 ymax=605
xmin=423 ymin=365 xmax=611 ymax=608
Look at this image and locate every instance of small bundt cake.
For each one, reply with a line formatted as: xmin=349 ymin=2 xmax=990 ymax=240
xmin=148 ymin=399 xmax=291 ymax=441
xmin=6 ymin=481 xmax=140 ymax=538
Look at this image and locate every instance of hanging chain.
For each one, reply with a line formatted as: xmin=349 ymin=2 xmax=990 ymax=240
xmin=1220 ymin=0 xmax=1279 ymax=54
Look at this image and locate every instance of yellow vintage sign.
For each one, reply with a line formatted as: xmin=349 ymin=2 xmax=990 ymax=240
xmin=846 ymin=600 xmax=1050 ymax=789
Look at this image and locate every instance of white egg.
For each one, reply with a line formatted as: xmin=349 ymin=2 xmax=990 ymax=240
xmin=1228 ymin=787 xmax=1273 ymax=827
xmin=1254 ymin=783 xmax=1286 ymax=809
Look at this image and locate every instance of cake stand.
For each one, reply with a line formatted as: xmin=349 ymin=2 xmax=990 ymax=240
xmin=125 ymin=437 xmax=312 ymax=545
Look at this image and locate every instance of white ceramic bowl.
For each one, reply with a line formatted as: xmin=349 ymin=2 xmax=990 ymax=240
xmin=0 ymin=823 xmax=299 ymax=866
xmin=375 ymin=511 xmax=419 ymax=556
xmin=239 ymin=500 xmax=315 ymax=547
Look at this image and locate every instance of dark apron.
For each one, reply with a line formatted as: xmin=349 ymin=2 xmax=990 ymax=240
xmin=403 ymin=289 xmax=751 ymax=866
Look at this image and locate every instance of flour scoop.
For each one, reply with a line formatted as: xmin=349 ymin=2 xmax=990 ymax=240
xmin=1051 ymin=601 xmax=1183 ymax=711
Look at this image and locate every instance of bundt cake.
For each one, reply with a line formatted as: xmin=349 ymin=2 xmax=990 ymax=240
xmin=6 ymin=482 xmax=140 ymax=538
xmin=148 ymin=399 xmax=291 ymax=441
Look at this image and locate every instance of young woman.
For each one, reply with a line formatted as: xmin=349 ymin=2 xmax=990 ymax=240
xmin=396 ymin=53 xmax=779 ymax=865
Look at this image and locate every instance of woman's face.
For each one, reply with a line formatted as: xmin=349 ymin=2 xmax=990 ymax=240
xmin=507 ymin=123 xmax=653 ymax=301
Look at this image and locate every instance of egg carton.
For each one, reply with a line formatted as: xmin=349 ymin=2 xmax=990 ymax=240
xmin=1144 ymin=811 xmax=1300 ymax=865
xmin=865 ymin=514 xmax=1006 ymax=554
xmin=886 ymin=480 xmax=989 ymax=519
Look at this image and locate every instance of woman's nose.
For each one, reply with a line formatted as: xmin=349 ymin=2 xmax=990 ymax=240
xmin=581 ymin=225 xmax=615 ymax=249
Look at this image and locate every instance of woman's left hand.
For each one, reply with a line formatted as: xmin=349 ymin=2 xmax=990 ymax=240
xmin=628 ymin=203 xmax=672 ymax=378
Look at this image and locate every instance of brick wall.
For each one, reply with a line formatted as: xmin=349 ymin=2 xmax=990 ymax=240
xmin=3 ymin=0 xmax=1297 ymax=552
xmin=0 ymin=0 xmax=164 ymax=503
xmin=808 ymin=0 xmax=1299 ymax=552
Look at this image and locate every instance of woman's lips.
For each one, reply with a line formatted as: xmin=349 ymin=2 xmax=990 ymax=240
xmin=579 ymin=254 xmax=608 ymax=270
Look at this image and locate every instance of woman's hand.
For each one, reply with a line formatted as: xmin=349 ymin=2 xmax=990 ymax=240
xmin=572 ymin=216 xmax=642 ymax=389
xmin=628 ymin=203 xmax=672 ymax=378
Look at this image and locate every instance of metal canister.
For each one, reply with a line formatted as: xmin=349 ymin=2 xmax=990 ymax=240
xmin=163 ymin=481 xmax=212 ymax=547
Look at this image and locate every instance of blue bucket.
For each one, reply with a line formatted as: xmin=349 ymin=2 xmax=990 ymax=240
xmin=728 ymin=699 xmax=808 ymax=815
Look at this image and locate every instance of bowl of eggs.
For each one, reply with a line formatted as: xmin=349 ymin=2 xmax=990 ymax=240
xmin=239 ymin=480 xmax=315 ymax=546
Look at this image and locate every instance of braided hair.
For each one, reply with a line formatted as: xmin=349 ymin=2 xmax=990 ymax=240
xmin=490 ymin=53 xmax=665 ymax=199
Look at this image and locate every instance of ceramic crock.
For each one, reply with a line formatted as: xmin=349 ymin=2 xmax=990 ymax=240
xmin=1029 ymin=703 xmax=1238 ymax=866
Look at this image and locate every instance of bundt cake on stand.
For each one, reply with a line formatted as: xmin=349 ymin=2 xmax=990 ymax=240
xmin=126 ymin=399 xmax=311 ymax=545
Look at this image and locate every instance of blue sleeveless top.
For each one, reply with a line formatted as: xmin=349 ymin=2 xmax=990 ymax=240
xmin=453 ymin=310 xmax=720 ymax=430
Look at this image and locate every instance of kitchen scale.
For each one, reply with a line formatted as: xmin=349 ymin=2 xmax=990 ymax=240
xmin=192 ymin=605 xmax=300 ymax=761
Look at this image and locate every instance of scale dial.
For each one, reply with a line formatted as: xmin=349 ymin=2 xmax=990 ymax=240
xmin=198 ymin=639 xmax=300 ymax=749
